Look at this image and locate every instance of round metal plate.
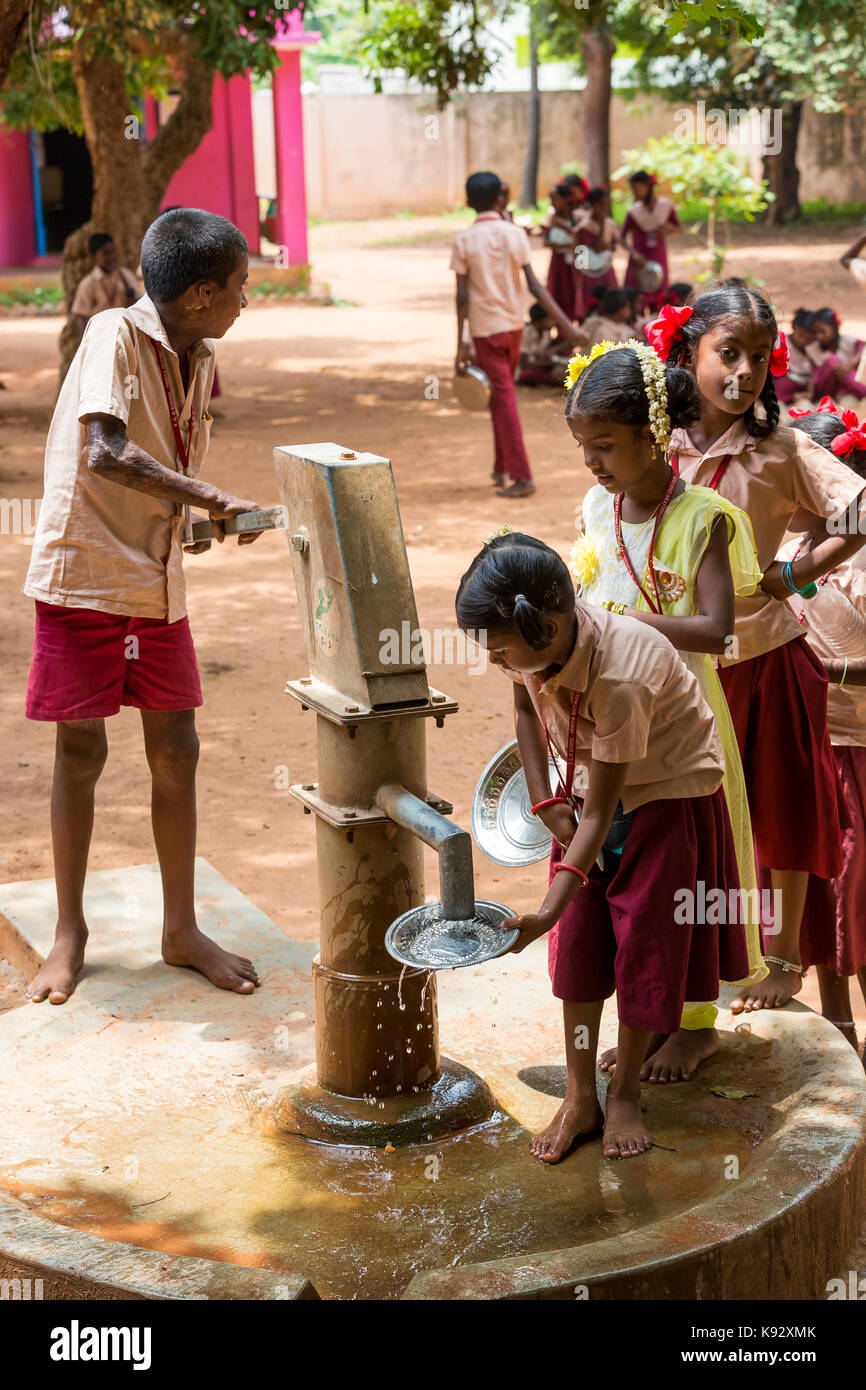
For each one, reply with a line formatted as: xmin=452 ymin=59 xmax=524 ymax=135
xmin=637 ymin=258 xmax=664 ymax=292
xmin=471 ymin=739 xmax=562 ymax=867
xmin=454 ymin=364 xmax=492 ymax=411
xmin=577 ymin=248 xmax=613 ymax=276
xmin=385 ymin=899 xmax=519 ymax=971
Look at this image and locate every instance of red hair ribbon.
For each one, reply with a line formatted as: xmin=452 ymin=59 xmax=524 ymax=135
xmin=788 ymin=395 xmax=838 ymax=418
xmin=645 ymin=304 xmax=694 ymax=361
xmin=831 ymin=310 xmax=841 ymax=327
xmin=768 ymin=331 xmax=789 ymax=377
xmin=648 ymin=173 xmax=658 ymax=186
xmin=832 ymin=409 xmax=866 ymax=457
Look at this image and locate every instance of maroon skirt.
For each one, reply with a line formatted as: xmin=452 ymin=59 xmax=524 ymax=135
xmin=546 ymin=250 xmax=575 ymax=320
xmin=547 ymin=787 xmax=749 ymax=1034
xmin=799 ymin=746 xmax=866 ymax=974
xmin=718 ymin=636 xmax=846 ymax=880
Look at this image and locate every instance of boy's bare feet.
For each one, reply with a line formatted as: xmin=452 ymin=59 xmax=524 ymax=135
xmin=162 ymin=924 xmax=259 ymax=994
xmin=530 ymin=1093 xmax=604 ymax=1164
xmin=730 ymin=961 xmax=803 ymax=1013
xmin=27 ymin=919 xmax=88 ymax=1005
xmin=603 ymin=1090 xmax=653 ymax=1159
xmin=495 ymin=479 xmax=536 ymax=499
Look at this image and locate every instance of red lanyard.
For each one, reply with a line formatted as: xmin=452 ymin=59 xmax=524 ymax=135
xmin=540 ymin=690 xmax=582 ymax=803
xmin=151 ymin=338 xmax=194 ymax=475
xmin=613 ymin=471 xmax=678 ymax=613
xmin=670 ymin=452 xmax=732 ymax=491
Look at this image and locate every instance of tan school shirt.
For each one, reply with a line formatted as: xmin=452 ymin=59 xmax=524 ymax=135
xmin=70 ymin=265 xmax=141 ymax=319
xmin=450 ymin=212 xmax=533 ymax=338
xmin=669 ymin=419 xmax=866 ymax=664
xmin=510 ymin=599 xmax=724 ymax=813
xmin=24 ymin=294 xmax=215 ymax=623
xmin=778 ymin=539 xmax=866 ymax=747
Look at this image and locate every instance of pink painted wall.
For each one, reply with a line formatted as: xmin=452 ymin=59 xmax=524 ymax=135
xmin=155 ymin=73 xmax=260 ymax=252
xmin=0 ymin=128 xmax=36 ymax=266
xmin=273 ymin=49 xmax=309 ymax=265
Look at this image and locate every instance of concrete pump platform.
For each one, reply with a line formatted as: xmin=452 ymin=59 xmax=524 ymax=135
xmin=0 ymin=860 xmax=864 ymax=1301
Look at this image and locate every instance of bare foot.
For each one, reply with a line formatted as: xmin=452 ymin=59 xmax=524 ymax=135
xmin=162 ymin=924 xmax=259 ymax=994
xmin=603 ymin=1091 xmax=653 ymax=1159
xmin=730 ymin=962 xmax=803 ymax=1013
xmin=27 ymin=921 xmax=88 ymax=1005
xmin=599 ymin=1032 xmax=667 ymax=1076
xmin=644 ymin=1028 xmax=719 ymax=1083
xmin=530 ymin=1094 xmax=604 ymax=1164
xmin=495 ymin=479 xmax=536 ymax=499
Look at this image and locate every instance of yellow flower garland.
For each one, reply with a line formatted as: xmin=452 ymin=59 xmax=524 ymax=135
xmin=564 ymin=338 xmax=673 ymax=456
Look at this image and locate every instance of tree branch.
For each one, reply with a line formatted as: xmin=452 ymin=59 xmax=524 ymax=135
xmin=141 ymin=31 xmax=214 ymax=223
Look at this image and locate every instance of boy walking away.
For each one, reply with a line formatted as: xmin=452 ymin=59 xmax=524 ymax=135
xmin=451 ymin=171 xmax=586 ymax=500
xmin=71 ymin=233 xmax=141 ymax=337
xmin=24 ymin=208 xmax=262 ymax=1005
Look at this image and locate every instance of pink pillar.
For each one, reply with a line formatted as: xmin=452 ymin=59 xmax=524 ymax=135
xmin=225 ymin=74 xmax=259 ymax=250
xmin=272 ymin=48 xmax=309 ymax=265
xmin=0 ymin=128 xmax=36 ymax=266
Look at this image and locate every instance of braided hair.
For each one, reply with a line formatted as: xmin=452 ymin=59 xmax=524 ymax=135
xmin=666 ymin=278 xmax=781 ymax=440
xmin=456 ymin=533 xmax=574 ymax=652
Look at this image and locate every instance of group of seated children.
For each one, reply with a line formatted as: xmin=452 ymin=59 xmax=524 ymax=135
xmin=775 ymin=305 xmax=866 ymax=408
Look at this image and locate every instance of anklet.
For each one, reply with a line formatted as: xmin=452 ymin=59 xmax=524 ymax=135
xmin=763 ymin=955 xmax=806 ymax=976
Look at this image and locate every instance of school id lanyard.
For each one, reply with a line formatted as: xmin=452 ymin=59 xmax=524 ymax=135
xmin=670 ymin=452 xmax=732 ymax=491
xmin=540 ymin=690 xmax=582 ymax=804
xmin=151 ymin=338 xmax=195 ymax=543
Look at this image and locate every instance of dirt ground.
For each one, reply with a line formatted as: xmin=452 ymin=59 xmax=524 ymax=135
xmin=2 ymin=214 xmax=866 ymax=1039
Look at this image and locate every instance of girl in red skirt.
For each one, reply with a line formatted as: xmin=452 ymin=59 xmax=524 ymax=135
xmin=622 ymin=171 xmax=681 ymax=315
xmin=652 ymin=279 xmax=866 ymax=1010
xmin=456 ymin=533 xmax=748 ymax=1161
xmin=573 ymin=187 xmax=620 ymax=319
xmin=543 ymin=182 xmax=578 ymax=321
xmin=780 ymin=407 xmax=866 ymax=1048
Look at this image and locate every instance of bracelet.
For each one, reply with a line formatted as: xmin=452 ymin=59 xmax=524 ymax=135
xmin=781 ymin=560 xmax=818 ymax=599
xmin=763 ymin=954 xmax=806 ymax=976
xmin=840 ymin=658 xmax=849 ymax=688
xmin=531 ymin=796 xmax=568 ymax=816
xmin=553 ymin=863 xmax=589 ymax=887
xmin=602 ymin=599 xmax=627 ymax=615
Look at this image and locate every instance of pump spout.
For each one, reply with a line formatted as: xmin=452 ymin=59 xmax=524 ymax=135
xmin=374 ymin=781 xmax=475 ymax=922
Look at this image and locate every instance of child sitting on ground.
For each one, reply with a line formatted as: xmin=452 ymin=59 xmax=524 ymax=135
xmin=24 ymin=208 xmax=263 ymax=1005
xmin=517 ymin=303 xmax=572 ymax=387
xmin=808 ymin=307 xmax=866 ymax=403
xmin=71 ymin=233 xmax=141 ymax=337
xmin=580 ymin=287 xmax=635 ymax=347
xmin=774 ymin=308 xmax=816 ymax=406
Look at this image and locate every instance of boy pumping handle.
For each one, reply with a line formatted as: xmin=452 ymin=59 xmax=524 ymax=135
xmin=24 ymin=209 xmax=263 ymax=1005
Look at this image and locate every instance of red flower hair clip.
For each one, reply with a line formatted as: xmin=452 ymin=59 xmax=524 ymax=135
xmin=768 ymin=331 xmax=789 ymax=377
xmin=788 ymin=396 xmax=838 ymax=418
xmin=645 ymin=304 xmax=694 ymax=361
xmin=832 ymin=409 xmax=866 ymax=458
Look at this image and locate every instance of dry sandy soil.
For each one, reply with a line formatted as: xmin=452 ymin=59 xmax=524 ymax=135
xmin=2 ymin=215 xmax=866 ymax=1038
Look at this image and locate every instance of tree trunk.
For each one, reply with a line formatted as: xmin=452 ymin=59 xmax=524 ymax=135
xmin=58 ymin=25 xmax=214 ymax=381
xmin=519 ymin=12 xmax=540 ymax=208
xmin=763 ymin=100 xmax=802 ymax=224
xmin=581 ymin=22 xmax=615 ymax=188
xmin=0 ymin=0 xmax=29 ymax=91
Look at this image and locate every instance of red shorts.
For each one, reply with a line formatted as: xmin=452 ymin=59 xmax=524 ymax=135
xmin=547 ymin=788 xmax=749 ymax=1034
xmin=25 ymin=600 xmax=203 ymax=721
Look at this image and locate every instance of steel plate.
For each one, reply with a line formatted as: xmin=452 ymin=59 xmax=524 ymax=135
xmin=385 ymin=899 xmax=519 ymax=971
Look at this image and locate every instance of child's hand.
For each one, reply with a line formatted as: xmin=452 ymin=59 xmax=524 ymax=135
xmin=207 ymin=491 xmax=261 ymax=544
xmin=759 ymin=562 xmax=790 ymax=602
xmin=502 ymin=909 xmax=557 ymax=954
xmin=455 ymin=344 xmax=472 ymax=373
xmin=537 ymin=804 xmax=576 ymax=849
